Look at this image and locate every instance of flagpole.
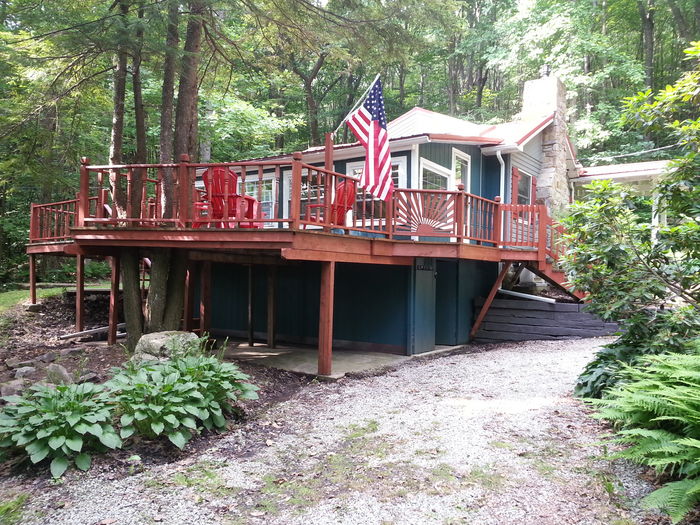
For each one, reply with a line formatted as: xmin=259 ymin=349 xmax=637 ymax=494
xmin=332 ymin=73 xmax=381 ymax=137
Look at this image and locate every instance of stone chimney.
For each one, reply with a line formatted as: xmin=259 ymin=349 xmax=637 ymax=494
xmin=520 ymin=75 xmax=571 ymax=211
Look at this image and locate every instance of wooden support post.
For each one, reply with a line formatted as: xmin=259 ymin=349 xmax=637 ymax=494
xmin=267 ymin=265 xmax=277 ymax=348
xmin=178 ymin=154 xmax=191 ymax=227
xmin=290 ymin=152 xmax=303 ymax=230
xmin=318 ymin=261 xmax=336 ymax=376
xmin=29 ymin=255 xmax=37 ymax=305
xmin=108 ymin=255 xmax=120 ymax=345
xmin=537 ymin=204 xmax=548 ymax=264
xmin=76 ymin=254 xmax=85 ymax=332
xmin=455 ymin=183 xmax=465 ymax=242
xmin=77 ymin=158 xmax=90 ymax=227
xmin=184 ymin=264 xmax=194 ymax=332
xmin=492 ymin=196 xmax=502 ymax=247
xmin=199 ymin=261 xmax=211 ymax=335
xmin=247 ymin=265 xmax=255 ymax=347
xmin=323 ymin=133 xmax=333 ymax=231
xmin=469 ymin=262 xmax=512 ymax=340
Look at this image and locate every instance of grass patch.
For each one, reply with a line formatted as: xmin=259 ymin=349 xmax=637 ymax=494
xmin=0 ymin=287 xmax=66 ymax=314
xmin=170 ymin=461 xmax=235 ymax=497
xmin=344 ymin=419 xmax=379 ymax=439
xmin=464 ymin=466 xmax=506 ymax=490
xmin=0 ymin=493 xmax=29 ymax=525
xmin=489 ymin=440 xmax=515 ymax=450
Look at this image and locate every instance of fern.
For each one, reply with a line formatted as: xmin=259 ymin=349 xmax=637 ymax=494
xmin=594 ymin=353 xmax=700 ymax=522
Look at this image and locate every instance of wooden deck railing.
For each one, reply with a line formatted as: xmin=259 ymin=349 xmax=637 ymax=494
xmin=28 ymin=154 xmax=565 ymax=263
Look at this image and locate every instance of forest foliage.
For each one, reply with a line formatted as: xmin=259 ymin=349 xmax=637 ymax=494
xmin=0 ymin=0 xmax=697 ymax=282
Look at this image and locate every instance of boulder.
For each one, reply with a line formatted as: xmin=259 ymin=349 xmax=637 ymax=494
xmin=5 ymin=357 xmax=35 ymax=369
xmin=1 ymin=379 xmax=26 ymax=398
xmin=132 ymin=331 xmax=199 ymax=363
xmin=25 ymin=303 xmax=44 ymax=313
xmin=14 ymin=366 xmax=37 ymax=379
xmin=77 ymin=372 xmax=100 ymax=383
xmin=46 ymin=363 xmax=73 ymax=385
xmin=60 ymin=347 xmax=82 ymax=357
xmin=38 ymin=351 xmax=58 ymax=363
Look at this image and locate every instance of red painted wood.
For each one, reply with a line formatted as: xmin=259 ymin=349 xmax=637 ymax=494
xmin=76 ymin=254 xmax=85 ymax=332
xmin=470 ymin=261 xmax=512 ymax=339
xmin=290 ymin=152 xmax=303 ymax=230
xmin=178 ymin=154 xmax=191 ymax=227
xmin=510 ymin=167 xmax=520 ymax=205
xmin=78 ymin=158 xmax=90 ymax=227
xmin=318 ymin=261 xmax=335 ymax=376
xmin=29 ymin=254 xmax=36 ymax=304
xmin=108 ymin=255 xmax=120 ymax=345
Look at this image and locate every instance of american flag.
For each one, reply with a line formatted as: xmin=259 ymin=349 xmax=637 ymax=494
xmin=346 ymin=77 xmax=393 ymax=201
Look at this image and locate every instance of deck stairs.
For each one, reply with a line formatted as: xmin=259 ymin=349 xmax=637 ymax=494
xmin=525 ymin=259 xmax=586 ymax=301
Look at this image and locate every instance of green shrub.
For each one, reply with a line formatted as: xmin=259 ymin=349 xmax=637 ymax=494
xmin=108 ymin=356 xmax=258 ymax=449
xmin=575 ymin=307 xmax=700 ymax=398
xmin=593 ymin=352 xmax=700 ymax=523
xmin=0 ymin=383 xmax=121 ymax=478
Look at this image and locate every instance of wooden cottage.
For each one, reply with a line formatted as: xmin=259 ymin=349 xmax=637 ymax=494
xmin=26 ymin=76 xmax=586 ymax=375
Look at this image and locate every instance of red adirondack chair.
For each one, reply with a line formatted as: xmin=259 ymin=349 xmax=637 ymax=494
xmin=306 ymin=178 xmax=357 ymax=227
xmin=194 ymin=167 xmax=264 ymax=228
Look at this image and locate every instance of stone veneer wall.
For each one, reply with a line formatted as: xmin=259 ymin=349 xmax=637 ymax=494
xmin=521 ymin=76 xmax=571 ymax=212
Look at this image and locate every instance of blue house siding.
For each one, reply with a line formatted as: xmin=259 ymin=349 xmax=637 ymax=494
xmin=208 ymin=261 xmax=409 ymax=353
xmin=435 ymin=259 xmax=499 ymax=345
xmin=418 ymin=143 xmax=483 ymax=194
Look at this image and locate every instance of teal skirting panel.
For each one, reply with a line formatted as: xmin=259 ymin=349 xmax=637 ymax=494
xmin=207 ymin=261 xmax=409 ymax=353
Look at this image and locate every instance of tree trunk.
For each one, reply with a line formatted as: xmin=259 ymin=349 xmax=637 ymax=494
xmin=131 ymin=2 xmax=147 ymax=218
xmin=305 ymin=81 xmax=321 ymax=146
xmin=121 ymin=248 xmax=143 ymax=351
xmin=666 ymin=0 xmax=691 ymax=43
xmin=637 ymin=0 xmax=655 ymax=89
xmin=174 ymin=0 xmax=205 ymax=160
xmin=160 ymin=0 xmax=179 ymax=219
xmin=109 ymin=0 xmax=129 ymax=216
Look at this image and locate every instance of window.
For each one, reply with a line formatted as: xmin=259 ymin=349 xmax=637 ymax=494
xmin=452 ymin=149 xmax=471 ymax=190
xmin=419 ymin=158 xmax=453 ymax=190
xmin=240 ymin=178 xmax=275 ymax=218
xmin=346 ymin=158 xmax=406 ymax=220
xmin=517 ymin=171 xmax=533 ymax=204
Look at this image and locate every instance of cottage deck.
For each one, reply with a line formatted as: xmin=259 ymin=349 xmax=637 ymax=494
xmin=26 ymin=154 xmax=575 ymax=375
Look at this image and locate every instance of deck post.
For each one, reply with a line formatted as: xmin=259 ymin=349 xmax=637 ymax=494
xmin=199 ymin=260 xmax=211 ymax=335
xmin=323 ymin=133 xmax=333 ymax=231
xmin=184 ymin=263 xmax=194 ymax=331
xmin=537 ymin=204 xmax=548 ymax=264
xmin=178 ymin=154 xmax=191 ymax=227
xmin=108 ymin=255 xmax=120 ymax=345
xmin=266 ymin=265 xmax=277 ymax=348
xmin=469 ymin=261 xmax=512 ymax=340
xmin=318 ymin=261 xmax=335 ymax=376
xmin=76 ymin=254 xmax=85 ymax=332
xmin=77 ymin=158 xmax=90 ymax=227
xmin=455 ymin=183 xmax=465 ymax=242
xmin=290 ymin=152 xmax=303 ymax=230
xmin=29 ymin=254 xmax=37 ymax=305
xmin=492 ymin=196 xmax=502 ymax=247
xmin=247 ymin=265 xmax=255 ymax=347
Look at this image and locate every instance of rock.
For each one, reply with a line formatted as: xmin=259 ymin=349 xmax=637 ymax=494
xmin=25 ymin=303 xmax=44 ymax=312
xmin=60 ymin=347 xmax=82 ymax=357
xmin=1 ymin=379 xmax=26 ymax=398
xmin=78 ymin=373 xmax=99 ymax=383
xmin=38 ymin=351 xmax=58 ymax=363
xmin=5 ymin=357 xmax=35 ymax=369
xmin=46 ymin=363 xmax=73 ymax=385
xmin=132 ymin=331 xmax=199 ymax=362
xmin=14 ymin=366 xmax=37 ymax=379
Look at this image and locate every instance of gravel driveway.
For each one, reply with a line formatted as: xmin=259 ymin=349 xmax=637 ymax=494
xmin=2 ymin=338 xmax=664 ymax=525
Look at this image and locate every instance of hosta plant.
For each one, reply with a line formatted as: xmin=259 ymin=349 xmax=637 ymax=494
xmin=0 ymin=383 xmax=121 ymax=478
xmin=108 ymin=357 xmax=257 ymax=449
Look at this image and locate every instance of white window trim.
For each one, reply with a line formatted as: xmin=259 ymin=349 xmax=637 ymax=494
xmin=516 ymin=168 xmax=534 ymax=204
xmin=451 ymin=148 xmax=471 ymax=192
xmin=419 ymin=157 xmax=454 ymax=190
xmin=345 ymin=157 xmax=407 ymax=189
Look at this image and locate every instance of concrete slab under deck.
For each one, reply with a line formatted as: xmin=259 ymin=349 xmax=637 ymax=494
xmin=223 ymin=342 xmax=466 ymax=379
